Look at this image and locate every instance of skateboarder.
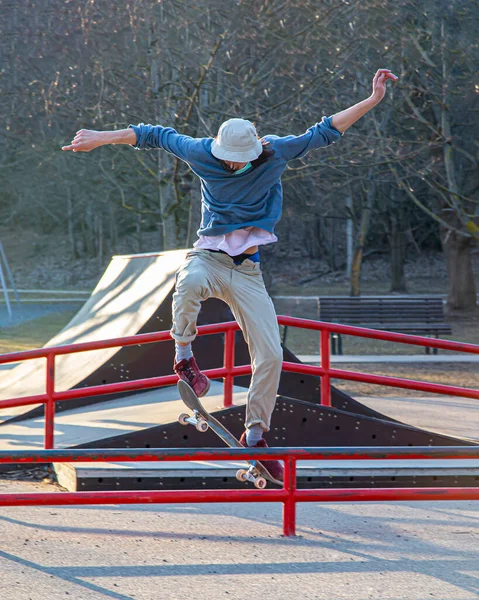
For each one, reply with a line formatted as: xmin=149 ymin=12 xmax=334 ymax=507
xmin=63 ymin=68 xmax=398 ymax=481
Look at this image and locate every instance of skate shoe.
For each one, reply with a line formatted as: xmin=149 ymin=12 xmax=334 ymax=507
xmin=239 ymin=432 xmax=284 ymax=482
xmin=174 ymin=357 xmax=211 ymax=398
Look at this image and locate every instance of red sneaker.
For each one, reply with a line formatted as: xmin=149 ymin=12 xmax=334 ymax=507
xmin=174 ymin=357 xmax=211 ymax=398
xmin=239 ymin=432 xmax=284 ymax=482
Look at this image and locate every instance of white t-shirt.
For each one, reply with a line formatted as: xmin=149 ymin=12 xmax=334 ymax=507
xmin=194 ymin=227 xmax=277 ymax=256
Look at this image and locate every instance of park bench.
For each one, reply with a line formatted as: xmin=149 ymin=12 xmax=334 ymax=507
xmin=318 ymin=296 xmax=452 ymax=354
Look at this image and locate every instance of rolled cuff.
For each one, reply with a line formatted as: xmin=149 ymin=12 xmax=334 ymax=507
xmin=325 ymin=115 xmax=343 ymax=136
xmin=170 ymin=327 xmax=197 ymax=344
xmin=127 ymin=124 xmax=141 ymax=148
xmin=245 ymin=418 xmax=269 ymax=433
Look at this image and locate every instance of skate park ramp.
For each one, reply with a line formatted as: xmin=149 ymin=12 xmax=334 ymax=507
xmin=0 ymin=244 xmax=371 ymax=426
xmin=0 ymin=247 xmax=477 ymax=489
xmin=0 ymin=250 xmax=188 ymax=421
xmin=1 ymin=248 xmax=478 ymax=465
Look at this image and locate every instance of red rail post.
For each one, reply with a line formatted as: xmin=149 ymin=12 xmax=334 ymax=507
xmin=44 ymin=353 xmax=55 ymax=449
xmin=320 ymin=328 xmax=331 ymax=407
xmin=223 ymin=328 xmax=235 ymax=407
xmin=283 ymin=457 xmax=297 ymax=537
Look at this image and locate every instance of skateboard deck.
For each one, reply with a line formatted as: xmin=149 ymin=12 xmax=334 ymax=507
xmin=177 ymin=380 xmax=282 ymax=488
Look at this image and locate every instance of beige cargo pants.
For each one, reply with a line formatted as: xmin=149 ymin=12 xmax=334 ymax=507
xmin=170 ymin=249 xmax=283 ymax=431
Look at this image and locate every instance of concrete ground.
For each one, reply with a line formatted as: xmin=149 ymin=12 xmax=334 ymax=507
xmin=0 ymin=296 xmax=477 ymax=598
xmin=356 ymin=395 xmax=479 ymax=442
xmin=0 ymin=477 xmax=477 ymax=600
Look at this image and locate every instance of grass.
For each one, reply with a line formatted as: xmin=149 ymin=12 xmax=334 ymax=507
xmin=274 ymin=277 xmax=479 ymax=356
xmin=0 ymin=293 xmax=478 ymax=400
xmin=281 ymin=313 xmax=479 ymax=356
xmin=270 ymin=277 xmax=452 ymax=297
xmin=1 ymin=297 xmax=478 ymax=360
xmin=0 ymin=310 xmax=77 ymax=354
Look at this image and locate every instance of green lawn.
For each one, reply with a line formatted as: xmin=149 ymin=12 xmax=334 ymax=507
xmin=281 ymin=314 xmax=479 ymax=357
xmin=0 ymin=290 xmax=478 ymax=360
xmin=0 ymin=311 xmax=77 ymax=354
xmin=270 ymin=277 xmax=451 ymax=297
xmin=273 ymin=279 xmax=479 ymax=356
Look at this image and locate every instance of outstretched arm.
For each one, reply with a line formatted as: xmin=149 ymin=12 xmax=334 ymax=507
xmin=62 ymin=128 xmax=136 ymax=152
xmin=331 ymin=69 xmax=398 ymax=134
xmin=62 ymin=124 xmax=199 ymax=165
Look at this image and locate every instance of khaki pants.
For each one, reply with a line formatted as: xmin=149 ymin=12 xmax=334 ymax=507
xmin=170 ymin=249 xmax=283 ymax=431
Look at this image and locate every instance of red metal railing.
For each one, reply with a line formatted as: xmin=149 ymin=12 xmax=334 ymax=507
xmin=0 ymin=316 xmax=478 ymax=536
xmin=1 ymin=447 xmax=479 ymax=536
xmin=278 ymin=316 xmax=479 ymax=407
xmin=1 ymin=316 xmax=478 ymax=449
xmin=0 ymin=322 xmax=245 ymax=449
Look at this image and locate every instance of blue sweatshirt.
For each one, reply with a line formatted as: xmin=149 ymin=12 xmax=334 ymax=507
xmin=129 ymin=117 xmax=341 ymax=236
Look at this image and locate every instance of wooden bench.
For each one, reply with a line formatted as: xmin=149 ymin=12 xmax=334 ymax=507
xmin=318 ymin=296 xmax=452 ymax=355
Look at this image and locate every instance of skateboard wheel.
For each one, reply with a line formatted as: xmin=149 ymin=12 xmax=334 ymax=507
xmin=196 ymin=419 xmax=209 ymax=433
xmin=178 ymin=413 xmax=190 ymax=426
xmin=236 ymin=469 xmax=248 ymax=482
xmin=254 ymin=477 xmax=267 ymax=489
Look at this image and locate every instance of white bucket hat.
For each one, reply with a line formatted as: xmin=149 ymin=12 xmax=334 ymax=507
xmin=211 ymin=118 xmax=263 ymax=162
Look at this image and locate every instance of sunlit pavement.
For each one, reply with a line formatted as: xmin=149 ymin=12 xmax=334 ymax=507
xmin=0 ymin=478 xmax=477 ymax=600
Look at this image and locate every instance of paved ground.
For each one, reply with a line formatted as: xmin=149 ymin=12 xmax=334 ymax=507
xmin=0 ymin=478 xmax=477 ymax=600
xmin=357 ymin=395 xmax=479 ymax=442
xmin=0 ymin=297 xmax=477 ymax=598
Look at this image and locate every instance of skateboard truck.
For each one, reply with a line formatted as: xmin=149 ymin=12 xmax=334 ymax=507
xmin=178 ymin=408 xmax=268 ymax=489
xmin=178 ymin=411 xmax=209 ymax=433
xmin=177 ymin=380 xmax=281 ymax=489
xmin=236 ymin=467 xmax=267 ymax=489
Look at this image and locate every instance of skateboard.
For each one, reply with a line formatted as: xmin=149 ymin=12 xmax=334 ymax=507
xmin=177 ymin=379 xmax=282 ymax=488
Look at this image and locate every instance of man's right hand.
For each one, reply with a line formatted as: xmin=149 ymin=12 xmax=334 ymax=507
xmin=62 ymin=129 xmax=103 ymax=152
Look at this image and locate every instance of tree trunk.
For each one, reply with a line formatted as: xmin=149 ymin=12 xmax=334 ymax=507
xmin=345 ymin=195 xmax=353 ymax=279
xmin=66 ymin=188 xmax=77 ymax=258
xmin=109 ymin=202 xmax=117 ymax=254
xmin=390 ymin=227 xmax=407 ymax=293
xmin=96 ymin=214 xmax=103 ymax=266
xmin=438 ymin=16 xmax=477 ymax=311
xmin=350 ymin=174 xmax=375 ymax=297
xmin=441 ymin=228 xmax=477 ymax=311
xmin=157 ymin=157 xmax=178 ymax=251
xmin=350 ymin=247 xmax=363 ymax=297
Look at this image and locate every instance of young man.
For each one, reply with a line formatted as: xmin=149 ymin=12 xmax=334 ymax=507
xmin=63 ymin=68 xmax=398 ymax=480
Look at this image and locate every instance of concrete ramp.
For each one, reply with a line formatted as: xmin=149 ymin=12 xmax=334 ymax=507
xmin=0 ymin=250 xmax=188 ymax=421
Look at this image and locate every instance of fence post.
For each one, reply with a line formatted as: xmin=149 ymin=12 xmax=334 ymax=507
xmin=44 ymin=353 xmax=55 ymax=449
xmin=320 ymin=329 xmax=331 ymax=406
xmin=283 ymin=456 xmax=297 ymax=537
xmin=223 ymin=328 xmax=235 ymax=407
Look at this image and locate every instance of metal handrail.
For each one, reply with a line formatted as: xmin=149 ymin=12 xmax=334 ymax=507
xmin=1 ymin=446 xmax=478 ymax=536
xmin=1 ymin=313 xmax=479 ymax=536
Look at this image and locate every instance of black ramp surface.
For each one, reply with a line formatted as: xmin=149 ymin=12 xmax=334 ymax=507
xmin=77 ymin=396 xmax=477 ymax=450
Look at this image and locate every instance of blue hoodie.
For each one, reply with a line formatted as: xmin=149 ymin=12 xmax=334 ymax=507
xmin=129 ymin=117 xmax=341 ymax=236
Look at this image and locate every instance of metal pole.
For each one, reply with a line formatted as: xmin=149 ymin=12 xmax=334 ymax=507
xmin=0 ymin=261 xmax=12 ymax=320
xmin=44 ymin=353 xmax=55 ymax=449
xmin=320 ymin=329 xmax=331 ymax=406
xmin=283 ymin=457 xmax=297 ymax=537
xmin=345 ymin=195 xmax=353 ymax=278
xmin=0 ymin=241 xmax=20 ymax=304
xmin=1 ymin=445 xmax=479 ymax=464
xmin=223 ymin=329 xmax=235 ymax=407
